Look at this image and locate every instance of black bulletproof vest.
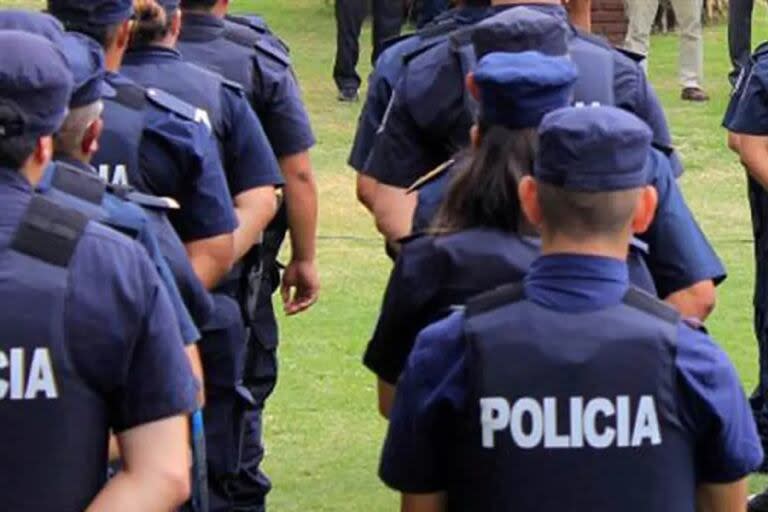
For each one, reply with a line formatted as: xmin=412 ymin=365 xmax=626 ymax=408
xmin=451 ymin=285 xmax=695 ymax=512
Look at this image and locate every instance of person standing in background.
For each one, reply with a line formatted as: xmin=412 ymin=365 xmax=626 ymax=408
xmin=729 ymin=0 xmax=754 ymax=84
xmin=623 ymin=0 xmax=709 ymax=102
xmin=334 ymin=0 xmax=403 ymax=102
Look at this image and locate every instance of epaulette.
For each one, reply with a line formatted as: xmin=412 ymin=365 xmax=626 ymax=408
xmin=407 ymin=159 xmax=455 ymax=194
xmin=465 ymin=282 xmax=525 ymax=318
xmin=221 ymin=77 xmax=245 ymax=94
xmin=111 ymin=80 xmax=148 ymax=110
xmin=622 ymin=287 xmax=680 ymax=325
xmin=107 ymin=183 xmax=180 ymax=210
xmin=753 ymin=42 xmax=768 ymax=60
xmin=417 ymin=16 xmax=459 ymax=40
xmin=254 ymin=38 xmax=291 ymax=68
xmin=225 ymin=13 xmax=291 ymax=54
xmin=52 ymin=161 xmax=107 ymax=205
xmin=397 ymin=231 xmax=426 ymax=245
xmin=12 ymin=195 xmax=89 ymax=268
xmin=146 ymin=88 xmax=198 ymax=122
xmin=381 ymin=32 xmax=415 ymax=53
xmin=651 ymin=141 xmax=675 ymax=157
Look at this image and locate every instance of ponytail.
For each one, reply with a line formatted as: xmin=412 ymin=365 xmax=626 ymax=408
xmin=130 ymin=0 xmax=173 ymax=47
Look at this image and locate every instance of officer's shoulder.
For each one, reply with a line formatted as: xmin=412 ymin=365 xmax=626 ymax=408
xmin=51 ymin=161 xmax=107 ymax=206
xmin=573 ymin=28 xmax=639 ymax=66
xmin=186 ymin=61 xmax=245 ymax=94
xmin=465 ymin=281 xmax=526 ymax=318
xmin=145 ymin=88 xmax=199 ymax=122
xmin=402 ymin=30 xmax=452 ymax=66
xmin=224 ymin=13 xmax=291 ymax=54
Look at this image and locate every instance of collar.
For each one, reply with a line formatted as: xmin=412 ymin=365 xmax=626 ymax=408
xmin=0 ymin=166 xmax=33 ymax=194
xmin=179 ymin=12 xmax=225 ymax=41
xmin=55 ymin=155 xmax=96 ymax=174
xmin=493 ymin=2 xmax=568 ymax=21
xmin=124 ymin=45 xmax=182 ymax=64
xmin=453 ymin=6 xmax=493 ymax=25
xmin=524 ymin=254 xmax=630 ymax=312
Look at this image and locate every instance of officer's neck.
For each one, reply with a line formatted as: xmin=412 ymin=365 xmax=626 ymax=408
xmin=539 ymin=233 xmax=630 ymax=261
xmin=20 ymin=157 xmax=48 ymax=187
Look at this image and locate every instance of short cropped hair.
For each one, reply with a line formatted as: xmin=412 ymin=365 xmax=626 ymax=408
xmin=53 ymin=101 xmax=103 ymax=158
xmin=0 ymin=135 xmax=39 ymax=170
xmin=536 ymin=182 xmax=641 ymax=239
xmin=61 ymin=20 xmax=122 ymax=48
xmin=179 ymin=0 xmax=217 ymax=10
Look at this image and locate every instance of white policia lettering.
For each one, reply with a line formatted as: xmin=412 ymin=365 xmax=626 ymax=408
xmin=98 ymin=164 xmax=129 ymax=186
xmin=480 ymin=395 xmax=661 ymax=449
xmin=0 ymin=348 xmax=58 ymax=400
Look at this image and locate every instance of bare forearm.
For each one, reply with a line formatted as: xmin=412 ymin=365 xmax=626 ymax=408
xmin=86 ymin=471 xmax=187 ymax=512
xmin=234 ymin=189 xmax=278 ymax=261
xmin=696 ymin=479 xmax=748 ymax=512
xmin=739 ymin=136 xmax=768 ymax=190
xmin=281 ymin=153 xmax=318 ymax=262
xmin=186 ymin=235 xmax=235 ymax=289
xmin=401 ymin=493 xmax=446 ymax=512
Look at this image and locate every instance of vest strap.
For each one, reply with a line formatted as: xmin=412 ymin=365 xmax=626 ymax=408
xmin=622 ymin=287 xmax=680 ymax=324
xmin=112 ymin=81 xmax=148 ymax=111
xmin=12 ymin=195 xmax=89 ymax=267
xmin=465 ymin=282 xmax=525 ymax=318
xmin=52 ymin=162 xmax=106 ymax=205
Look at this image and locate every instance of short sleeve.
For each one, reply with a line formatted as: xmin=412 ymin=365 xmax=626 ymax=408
xmin=675 ymin=324 xmax=763 ymax=483
xmin=348 ymin=67 xmax=394 ymax=172
xmin=380 ymin=311 xmax=469 ymax=493
xmin=639 ymin=150 xmax=726 ymax=297
xmin=221 ymin=87 xmax=284 ymax=195
xmin=254 ymin=59 xmax=315 ymax=158
xmin=111 ymin=246 xmax=198 ymax=432
xmin=143 ymin=117 xmax=238 ymax=242
xmin=363 ymin=237 xmax=447 ymax=384
xmin=727 ymin=64 xmax=768 ymax=135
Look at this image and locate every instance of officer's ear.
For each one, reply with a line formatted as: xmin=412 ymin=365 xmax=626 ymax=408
xmin=21 ymin=136 xmax=54 ymax=185
xmin=630 ymin=185 xmax=658 ymax=235
xmin=82 ymin=118 xmax=104 ymax=158
xmin=465 ymin=72 xmax=481 ymax=101
xmin=518 ymin=176 xmax=543 ymax=228
xmin=470 ymin=124 xmax=480 ymax=149
xmin=114 ymin=19 xmax=132 ymax=53
xmin=169 ymin=8 xmax=183 ymax=39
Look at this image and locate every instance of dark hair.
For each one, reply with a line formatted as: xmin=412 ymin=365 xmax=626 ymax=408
xmin=180 ymin=0 xmax=217 ymax=10
xmin=130 ymin=0 xmax=175 ymax=47
xmin=0 ymin=135 xmax=39 ymax=169
xmin=431 ymin=124 xmax=537 ymax=233
xmin=537 ymin=183 xmax=641 ymax=240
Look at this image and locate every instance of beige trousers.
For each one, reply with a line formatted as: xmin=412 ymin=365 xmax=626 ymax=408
xmin=623 ymin=0 xmax=704 ymax=88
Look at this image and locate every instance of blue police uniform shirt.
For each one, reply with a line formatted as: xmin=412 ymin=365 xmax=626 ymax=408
xmin=37 ymin=157 xmax=213 ymax=344
xmin=364 ymin=229 xmax=656 ymax=385
xmin=380 ymin=254 xmax=762 ymax=495
xmin=366 ymin=4 xmax=679 ymax=189
xmin=96 ymin=70 xmax=238 ymax=243
xmin=348 ymin=6 xmax=488 ymax=172
xmin=121 ymin=46 xmax=284 ymax=196
xmin=0 ymin=167 xmax=198 ymax=510
xmin=177 ymin=12 xmax=316 ymax=159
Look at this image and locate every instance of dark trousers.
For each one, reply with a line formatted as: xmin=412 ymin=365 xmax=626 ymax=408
xmin=333 ymin=0 xmax=403 ymax=92
xmin=729 ymin=0 xmax=754 ymax=83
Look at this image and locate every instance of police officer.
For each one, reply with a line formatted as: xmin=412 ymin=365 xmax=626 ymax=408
xmin=0 ymin=30 xmax=198 ymax=511
xmin=0 ymin=8 xmax=211 ymax=400
xmin=365 ymin=51 xmax=659 ymax=417
xmin=380 ymin=106 xmax=762 ymax=512
xmin=366 ymin=3 xmax=679 ymax=241
xmin=349 ymin=0 xmax=490 ymax=211
xmin=370 ymin=7 xmax=723 ymax=322
xmin=47 ymin=0 xmax=239 ymax=291
xmin=177 ymin=2 xmax=320 ymax=509
xmin=723 ymin=42 xmax=768 ymax=511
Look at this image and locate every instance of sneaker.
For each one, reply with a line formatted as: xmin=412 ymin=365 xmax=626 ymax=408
xmin=749 ymin=489 xmax=768 ymax=512
xmin=681 ymin=87 xmax=709 ymax=102
xmin=337 ymin=88 xmax=359 ymax=103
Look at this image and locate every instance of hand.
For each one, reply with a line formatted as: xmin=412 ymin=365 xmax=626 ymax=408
xmin=281 ymin=258 xmax=320 ymax=315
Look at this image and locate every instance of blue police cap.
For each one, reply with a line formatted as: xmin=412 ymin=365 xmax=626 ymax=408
xmin=48 ymin=0 xmax=133 ymax=26
xmin=471 ymin=7 xmax=569 ymax=60
xmin=535 ymin=106 xmax=653 ymax=192
xmin=474 ymin=51 xmax=577 ymax=130
xmin=0 ymin=11 xmax=113 ymax=108
xmin=0 ymin=30 xmax=73 ymax=138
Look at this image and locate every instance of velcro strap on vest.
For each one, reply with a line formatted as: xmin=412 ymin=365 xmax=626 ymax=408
xmin=12 ymin=195 xmax=89 ymax=267
xmin=52 ymin=162 xmax=106 ymax=205
xmin=465 ymin=281 xmax=525 ymax=318
xmin=622 ymin=287 xmax=680 ymax=324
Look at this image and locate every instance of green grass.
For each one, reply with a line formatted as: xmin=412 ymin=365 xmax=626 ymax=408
xmin=3 ymin=0 xmax=768 ymax=507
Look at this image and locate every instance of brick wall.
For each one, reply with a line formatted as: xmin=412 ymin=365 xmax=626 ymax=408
xmin=591 ymin=0 xmax=628 ymax=45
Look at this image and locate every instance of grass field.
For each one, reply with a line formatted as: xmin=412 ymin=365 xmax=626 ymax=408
xmin=3 ymin=0 xmax=768 ymax=508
